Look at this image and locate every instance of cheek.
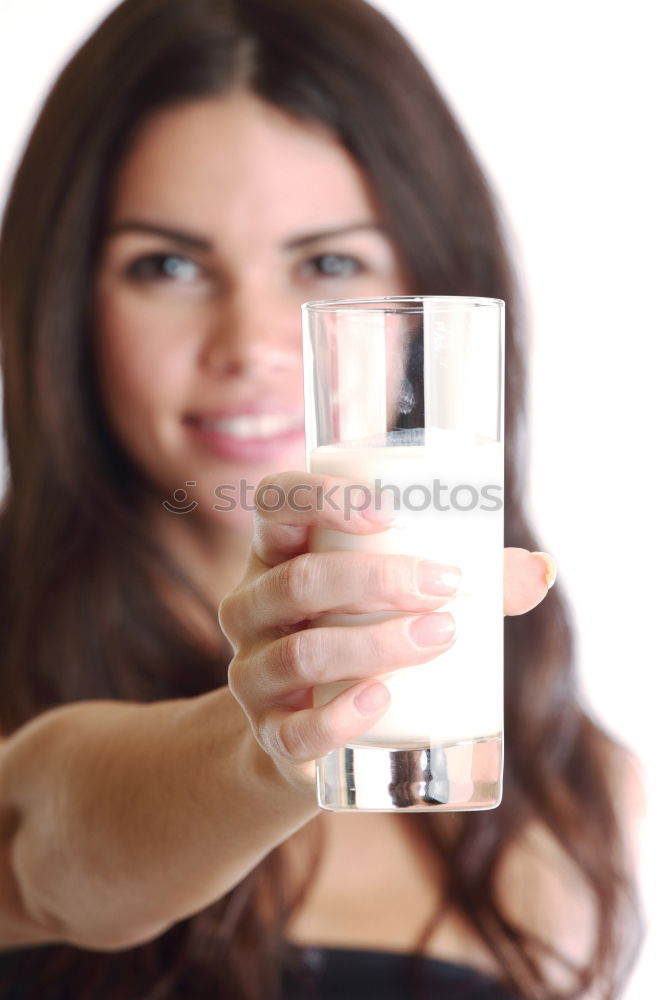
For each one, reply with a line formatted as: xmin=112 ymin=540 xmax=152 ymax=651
xmin=95 ymin=292 xmax=199 ymax=429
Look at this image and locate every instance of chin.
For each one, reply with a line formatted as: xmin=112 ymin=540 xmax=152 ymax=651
xmin=153 ymin=433 xmax=307 ymax=531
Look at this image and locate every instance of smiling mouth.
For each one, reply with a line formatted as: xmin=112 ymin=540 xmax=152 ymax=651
xmin=188 ymin=413 xmax=303 ymax=440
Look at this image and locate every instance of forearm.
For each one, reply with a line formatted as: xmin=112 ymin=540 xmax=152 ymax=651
xmin=1 ymin=690 xmax=318 ymax=950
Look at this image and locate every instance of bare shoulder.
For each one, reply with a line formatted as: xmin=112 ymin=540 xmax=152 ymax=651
xmin=494 ymin=740 xmax=643 ymax=985
xmin=607 ymin=741 xmax=646 ymax=818
xmin=498 ymin=740 xmax=644 ymax=895
xmin=598 ymin=738 xmax=646 ymax=869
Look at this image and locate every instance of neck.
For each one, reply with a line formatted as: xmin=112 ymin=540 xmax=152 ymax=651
xmin=150 ymin=506 xmax=253 ymax=651
xmin=158 ymin=508 xmax=252 ymax=601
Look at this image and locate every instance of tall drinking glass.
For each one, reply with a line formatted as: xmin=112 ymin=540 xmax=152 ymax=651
xmin=301 ymin=296 xmax=504 ymax=811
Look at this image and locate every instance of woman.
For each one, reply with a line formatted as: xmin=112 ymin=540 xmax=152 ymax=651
xmin=0 ymin=0 xmax=641 ymax=998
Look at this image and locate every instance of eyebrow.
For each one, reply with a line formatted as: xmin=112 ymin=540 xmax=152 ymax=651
xmin=106 ymin=220 xmax=212 ymax=251
xmin=284 ymin=222 xmax=385 ymax=250
xmin=105 ymin=219 xmax=386 ymax=252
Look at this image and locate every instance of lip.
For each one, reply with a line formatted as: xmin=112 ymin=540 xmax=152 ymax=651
xmin=184 ymin=406 xmax=305 ymax=463
xmin=186 ymin=398 xmax=302 ymax=419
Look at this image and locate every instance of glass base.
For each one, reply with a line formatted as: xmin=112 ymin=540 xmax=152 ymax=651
xmin=316 ymin=735 xmax=503 ymax=812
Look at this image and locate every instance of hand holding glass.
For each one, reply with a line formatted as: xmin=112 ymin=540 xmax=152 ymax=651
xmin=302 ymin=297 xmax=504 ymax=811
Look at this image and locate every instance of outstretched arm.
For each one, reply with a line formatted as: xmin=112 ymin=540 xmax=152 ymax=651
xmin=0 ymin=473 xmax=555 ymax=952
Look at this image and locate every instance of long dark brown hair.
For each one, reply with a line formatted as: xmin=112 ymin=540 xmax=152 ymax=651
xmin=0 ymin=0 xmax=640 ymax=997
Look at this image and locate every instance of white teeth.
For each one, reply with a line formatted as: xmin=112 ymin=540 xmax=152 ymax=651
xmin=198 ymin=414 xmax=301 ymax=438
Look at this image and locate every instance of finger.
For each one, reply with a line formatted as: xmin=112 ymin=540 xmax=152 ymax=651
xmin=504 ymin=547 xmax=557 ymax=616
xmin=259 ymin=680 xmax=392 ymax=764
xmin=229 ymin=611 xmax=457 ymax=707
xmin=219 ymin=551 xmax=461 ymax=641
xmin=251 ymin=471 xmax=395 ymax=567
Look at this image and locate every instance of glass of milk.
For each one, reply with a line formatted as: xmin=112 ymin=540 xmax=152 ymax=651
xmin=301 ymin=297 xmax=504 ymax=811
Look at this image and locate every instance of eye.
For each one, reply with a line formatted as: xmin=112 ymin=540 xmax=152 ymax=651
xmin=125 ymin=252 xmax=203 ymax=283
xmin=299 ymin=253 xmax=364 ymax=279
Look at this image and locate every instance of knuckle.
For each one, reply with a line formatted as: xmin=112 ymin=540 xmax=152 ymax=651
xmin=274 ymin=630 xmax=306 ymax=683
xmin=274 ymin=552 xmax=317 ymax=603
xmin=367 ymin=554 xmax=398 ymax=596
xmin=318 ymin=474 xmax=339 ymax=499
xmin=217 ymin=599 xmax=232 ymax=639
xmin=226 ymin=654 xmax=249 ymax=703
xmin=256 ymin=474 xmax=277 ymax=492
xmin=226 ymin=656 xmax=242 ymax=699
xmin=276 ymin=630 xmax=302 ymax=677
xmin=253 ymin=474 xmax=288 ymax=519
xmin=276 ymin=715 xmax=325 ymax=763
xmin=253 ymin=710 xmax=277 ymax=755
xmin=372 ymin=554 xmax=416 ymax=598
xmin=364 ymin=621 xmax=393 ymax=663
xmin=274 ymin=718 xmax=305 ymax=760
xmin=217 ymin=591 xmax=241 ymax=641
xmin=280 ymin=628 xmax=327 ymax=686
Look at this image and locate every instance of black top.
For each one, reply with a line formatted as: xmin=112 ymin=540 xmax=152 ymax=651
xmin=282 ymin=947 xmax=518 ymax=1000
xmin=0 ymin=943 xmax=518 ymax=999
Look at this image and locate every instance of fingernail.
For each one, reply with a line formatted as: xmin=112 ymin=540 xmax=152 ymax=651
xmin=409 ymin=612 xmax=456 ymax=647
xmin=531 ymin=551 xmax=557 ymax=589
xmin=417 ymin=560 xmax=461 ymax=596
xmin=361 ymin=489 xmax=396 ymax=524
xmin=355 ymin=682 xmax=391 ymax=715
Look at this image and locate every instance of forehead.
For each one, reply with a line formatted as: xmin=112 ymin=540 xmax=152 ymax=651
xmin=109 ymin=92 xmax=380 ymax=237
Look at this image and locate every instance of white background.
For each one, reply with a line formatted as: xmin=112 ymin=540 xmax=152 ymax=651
xmin=0 ymin=1 xmax=663 ymax=994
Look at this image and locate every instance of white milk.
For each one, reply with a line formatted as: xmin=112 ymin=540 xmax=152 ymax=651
xmin=309 ymin=428 xmax=503 ymax=749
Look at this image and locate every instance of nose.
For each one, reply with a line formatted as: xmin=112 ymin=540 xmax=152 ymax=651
xmin=198 ymin=287 xmax=302 ymax=380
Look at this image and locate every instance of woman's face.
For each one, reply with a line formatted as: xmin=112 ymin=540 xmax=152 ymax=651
xmin=94 ymin=92 xmax=410 ymax=529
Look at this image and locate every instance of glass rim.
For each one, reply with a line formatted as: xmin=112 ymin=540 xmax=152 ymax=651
xmin=301 ymin=295 xmax=504 ymax=314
